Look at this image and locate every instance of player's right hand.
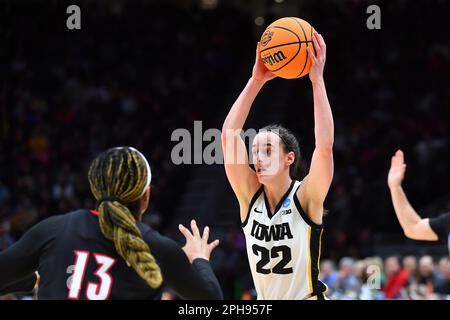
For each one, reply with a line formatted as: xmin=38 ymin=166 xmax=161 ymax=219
xmin=252 ymin=42 xmax=277 ymax=83
xmin=388 ymin=149 xmax=407 ymax=189
xmin=307 ymin=32 xmax=326 ymax=84
xmin=178 ymin=219 xmax=220 ymax=264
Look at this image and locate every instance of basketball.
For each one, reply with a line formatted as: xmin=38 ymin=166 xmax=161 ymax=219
xmin=260 ymin=17 xmax=316 ymax=79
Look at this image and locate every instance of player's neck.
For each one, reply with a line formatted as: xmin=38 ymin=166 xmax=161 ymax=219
xmin=263 ymin=175 xmax=292 ymax=211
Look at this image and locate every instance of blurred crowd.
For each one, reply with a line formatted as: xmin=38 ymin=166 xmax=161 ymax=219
xmin=320 ymin=255 xmax=450 ymax=300
xmin=2 ymin=253 xmax=449 ymax=300
xmin=0 ymin=1 xmax=252 ymax=240
xmin=1 ymin=0 xmax=449 ymax=300
xmin=161 ymin=253 xmax=450 ymax=300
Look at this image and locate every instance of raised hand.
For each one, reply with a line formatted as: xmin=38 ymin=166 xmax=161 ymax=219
xmin=307 ymin=32 xmax=326 ymax=84
xmin=252 ymin=42 xmax=277 ymax=83
xmin=388 ymin=150 xmax=407 ymax=189
xmin=178 ymin=219 xmax=220 ymax=263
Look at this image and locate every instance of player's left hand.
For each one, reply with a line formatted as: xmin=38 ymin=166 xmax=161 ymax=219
xmin=178 ymin=219 xmax=220 ymax=264
xmin=388 ymin=149 xmax=407 ymax=189
xmin=307 ymin=32 xmax=326 ymax=84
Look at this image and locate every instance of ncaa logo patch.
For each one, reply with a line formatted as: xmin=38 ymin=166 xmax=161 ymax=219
xmin=260 ymin=30 xmax=274 ymax=47
xmin=282 ymin=198 xmax=291 ymax=208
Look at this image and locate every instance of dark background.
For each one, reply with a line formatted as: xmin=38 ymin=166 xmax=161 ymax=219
xmin=1 ymin=0 xmax=449 ymax=299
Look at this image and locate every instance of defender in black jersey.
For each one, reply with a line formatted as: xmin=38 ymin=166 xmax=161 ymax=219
xmin=429 ymin=213 xmax=450 ymax=253
xmin=388 ymin=150 xmax=450 ymax=254
xmin=0 ymin=147 xmax=222 ymax=300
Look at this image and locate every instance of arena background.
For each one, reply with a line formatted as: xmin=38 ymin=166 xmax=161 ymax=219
xmin=0 ymin=0 xmax=449 ymax=299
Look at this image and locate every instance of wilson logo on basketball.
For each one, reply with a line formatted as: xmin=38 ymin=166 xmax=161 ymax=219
xmin=260 ymin=30 xmax=274 ymax=46
xmin=262 ymin=51 xmax=287 ymax=66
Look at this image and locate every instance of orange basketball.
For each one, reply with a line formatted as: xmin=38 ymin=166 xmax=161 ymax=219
xmin=260 ymin=17 xmax=316 ymax=79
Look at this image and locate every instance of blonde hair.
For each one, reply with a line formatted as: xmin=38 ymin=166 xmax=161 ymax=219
xmin=88 ymin=147 xmax=162 ymax=288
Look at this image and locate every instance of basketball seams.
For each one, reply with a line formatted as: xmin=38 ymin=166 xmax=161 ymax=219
xmin=261 ymin=18 xmax=315 ymax=78
xmin=260 ymin=41 xmax=311 ymax=54
xmin=291 ymin=17 xmax=310 ymax=78
xmin=263 ymin=25 xmax=302 ymax=73
xmin=265 ymin=26 xmax=301 ymax=42
xmin=300 ymin=24 xmax=316 ymax=78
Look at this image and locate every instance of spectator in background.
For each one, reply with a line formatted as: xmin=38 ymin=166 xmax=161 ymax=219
xmin=357 ymin=257 xmax=385 ymax=300
xmin=320 ymin=260 xmax=339 ymax=295
xmin=0 ymin=183 xmax=9 ymax=206
xmin=402 ymin=255 xmax=420 ymax=298
xmin=333 ymin=257 xmax=359 ymax=299
xmin=436 ymin=257 xmax=449 ymax=283
xmin=434 ymin=259 xmax=450 ymax=296
xmin=0 ymin=222 xmax=14 ymax=251
xmin=403 ymin=256 xmax=419 ymax=282
xmin=382 ymin=256 xmax=409 ymax=299
xmin=417 ymin=255 xmax=439 ymax=298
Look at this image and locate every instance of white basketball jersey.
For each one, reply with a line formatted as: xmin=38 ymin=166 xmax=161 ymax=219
xmin=242 ymin=180 xmax=327 ymax=300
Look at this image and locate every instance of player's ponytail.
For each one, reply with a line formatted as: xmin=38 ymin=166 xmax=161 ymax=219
xmin=262 ymin=124 xmax=305 ymax=180
xmin=88 ymin=147 xmax=163 ymax=289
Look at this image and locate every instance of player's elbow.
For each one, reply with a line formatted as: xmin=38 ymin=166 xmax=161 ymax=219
xmin=221 ymin=129 xmax=228 ymax=144
xmin=221 ymin=118 xmax=235 ymax=134
xmin=403 ymin=228 xmax=414 ymax=239
xmin=315 ymin=143 xmax=334 ymax=157
xmin=221 ymin=124 xmax=231 ymax=143
xmin=221 ymin=127 xmax=238 ymax=146
xmin=403 ymin=228 xmax=421 ymax=241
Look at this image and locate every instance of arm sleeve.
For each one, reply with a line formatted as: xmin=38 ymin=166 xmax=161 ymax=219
xmin=429 ymin=212 xmax=450 ymax=241
xmin=0 ymin=216 xmax=61 ymax=293
xmin=143 ymin=230 xmax=223 ymax=300
xmin=0 ymin=273 xmax=37 ymax=295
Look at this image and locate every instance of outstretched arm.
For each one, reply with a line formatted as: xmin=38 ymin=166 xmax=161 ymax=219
xmin=144 ymin=220 xmax=223 ymax=300
xmin=298 ymin=33 xmax=334 ymax=225
xmin=0 ymin=272 xmax=38 ymax=296
xmin=0 ymin=216 xmax=61 ymax=294
xmin=388 ymin=150 xmax=438 ymax=240
xmin=221 ymin=43 xmax=275 ymax=220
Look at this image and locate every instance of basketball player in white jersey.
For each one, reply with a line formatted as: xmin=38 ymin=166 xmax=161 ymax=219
xmin=221 ymin=33 xmax=333 ymax=300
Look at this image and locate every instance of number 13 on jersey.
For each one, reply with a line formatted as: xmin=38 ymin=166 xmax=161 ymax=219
xmin=67 ymin=251 xmax=116 ymax=300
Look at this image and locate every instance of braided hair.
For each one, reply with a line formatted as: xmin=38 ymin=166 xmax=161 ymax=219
xmin=87 ymin=146 xmax=162 ymax=288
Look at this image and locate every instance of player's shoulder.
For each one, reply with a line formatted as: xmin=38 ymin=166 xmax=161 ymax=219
xmin=429 ymin=212 xmax=450 ymax=239
xmin=63 ymin=209 xmax=100 ymax=221
xmin=292 ymin=178 xmax=303 ymax=192
xmin=438 ymin=212 xmax=450 ymax=221
xmin=137 ymin=223 xmax=181 ymax=257
xmin=41 ymin=209 xmax=88 ymax=226
xmin=250 ymin=185 xmax=265 ymax=204
xmin=429 ymin=212 xmax=450 ymax=227
xmin=33 ymin=211 xmax=74 ymax=228
xmin=23 ymin=211 xmax=79 ymax=243
xmin=37 ymin=209 xmax=97 ymax=235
